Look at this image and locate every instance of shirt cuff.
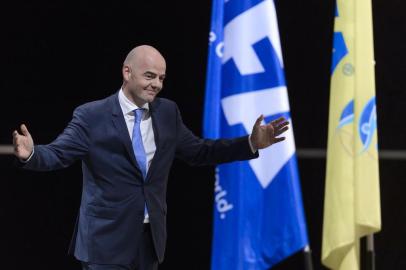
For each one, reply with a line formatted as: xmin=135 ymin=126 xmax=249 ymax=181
xmin=248 ymin=135 xmax=257 ymax=154
xmin=20 ymin=148 xmax=34 ymax=163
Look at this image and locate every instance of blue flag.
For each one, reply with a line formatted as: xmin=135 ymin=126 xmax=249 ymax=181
xmin=204 ymin=0 xmax=309 ymax=269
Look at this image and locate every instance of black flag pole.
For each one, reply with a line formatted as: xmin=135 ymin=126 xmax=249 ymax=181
xmin=366 ymin=234 xmax=376 ymax=270
xmin=303 ymin=245 xmax=314 ymax=270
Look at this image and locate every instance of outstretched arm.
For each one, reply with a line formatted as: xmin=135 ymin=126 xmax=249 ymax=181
xmin=13 ymin=106 xmax=90 ymax=171
xmin=175 ymin=106 xmax=258 ymax=166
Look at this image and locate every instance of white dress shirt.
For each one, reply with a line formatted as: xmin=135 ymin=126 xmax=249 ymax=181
xmin=118 ymin=89 xmax=156 ymax=223
xmin=118 ymin=89 xmax=156 ymax=172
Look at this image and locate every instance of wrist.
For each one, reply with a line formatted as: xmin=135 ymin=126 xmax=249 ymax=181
xmin=248 ymin=135 xmax=258 ymax=153
xmin=20 ymin=147 xmax=35 ymax=163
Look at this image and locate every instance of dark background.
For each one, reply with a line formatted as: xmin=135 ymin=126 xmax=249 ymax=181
xmin=1 ymin=0 xmax=405 ymax=269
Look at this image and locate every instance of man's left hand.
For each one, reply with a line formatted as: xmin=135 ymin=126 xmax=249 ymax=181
xmin=250 ymin=115 xmax=289 ymax=150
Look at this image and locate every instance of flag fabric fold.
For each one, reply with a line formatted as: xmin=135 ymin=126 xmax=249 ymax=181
xmin=204 ymin=0 xmax=309 ymax=269
xmin=322 ymin=0 xmax=381 ymax=269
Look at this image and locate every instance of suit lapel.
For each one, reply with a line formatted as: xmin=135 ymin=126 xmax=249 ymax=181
xmin=146 ymin=99 xmax=162 ymax=182
xmin=110 ymin=93 xmax=143 ymax=174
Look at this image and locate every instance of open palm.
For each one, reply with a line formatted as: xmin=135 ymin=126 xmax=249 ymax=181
xmin=250 ymin=115 xmax=289 ymax=150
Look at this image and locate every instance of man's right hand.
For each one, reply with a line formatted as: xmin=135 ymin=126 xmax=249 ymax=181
xmin=13 ymin=124 xmax=34 ymax=160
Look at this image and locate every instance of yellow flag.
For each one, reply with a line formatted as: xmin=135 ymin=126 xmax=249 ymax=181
xmin=322 ymin=0 xmax=381 ymax=269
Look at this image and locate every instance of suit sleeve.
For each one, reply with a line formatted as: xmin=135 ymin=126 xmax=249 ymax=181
xmin=17 ymin=105 xmax=90 ymax=171
xmin=174 ymin=105 xmax=258 ymax=166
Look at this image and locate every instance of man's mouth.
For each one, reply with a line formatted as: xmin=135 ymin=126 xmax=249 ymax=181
xmin=145 ymin=89 xmax=158 ymax=95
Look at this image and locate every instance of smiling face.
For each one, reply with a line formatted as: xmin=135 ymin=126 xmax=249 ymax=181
xmin=122 ymin=46 xmax=166 ymax=107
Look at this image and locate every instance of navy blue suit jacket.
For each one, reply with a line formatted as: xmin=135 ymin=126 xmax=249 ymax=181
xmin=20 ymin=92 xmax=258 ymax=264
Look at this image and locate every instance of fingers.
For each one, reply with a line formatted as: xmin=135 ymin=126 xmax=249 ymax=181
xmin=12 ymin=129 xmax=21 ymax=143
xmin=271 ymin=117 xmax=289 ymax=128
xmin=12 ymin=124 xmax=29 ymax=148
xmin=274 ymin=125 xmax=289 ymax=136
xmin=273 ymin=137 xmax=286 ymax=144
xmin=269 ymin=117 xmax=289 ymax=144
xmin=258 ymin=116 xmax=289 ymax=129
xmin=254 ymin=114 xmax=264 ymax=128
xmin=13 ymin=130 xmax=20 ymax=154
xmin=20 ymin=124 xmax=30 ymax=136
xmin=277 ymin=120 xmax=289 ymax=128
xmin=12 ymin=130 xmax=18 ymax=145
xmin=270 ymin=117 xmax=289 ymax=132
xmin=271 ymin=117 xmax=286 ymax=126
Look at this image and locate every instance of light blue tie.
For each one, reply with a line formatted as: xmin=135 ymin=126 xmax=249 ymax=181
xmin=132 ymin=108 xmax=148 ymax=218
xmin=132 ymin=109 xmax=147 ymax=179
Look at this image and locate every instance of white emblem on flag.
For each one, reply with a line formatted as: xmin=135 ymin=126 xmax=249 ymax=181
xmin=222 ymin=0 xmax=283 ymax=75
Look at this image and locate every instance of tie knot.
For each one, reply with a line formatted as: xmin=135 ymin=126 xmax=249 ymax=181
xmin=134 ymin=108 xmax=145 ymax=123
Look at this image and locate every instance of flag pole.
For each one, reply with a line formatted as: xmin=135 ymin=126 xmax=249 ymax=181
xmin=303 ymin=245 xmax=314 ymax=270
xmin=366 ymin=234 xmax=375 ymax=270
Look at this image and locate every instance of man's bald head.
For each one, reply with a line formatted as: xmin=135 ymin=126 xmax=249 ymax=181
xmin=123 ymin=45 xmax=166 ymax=70
xmin=121 ymin=45 xmax=167 ymax=107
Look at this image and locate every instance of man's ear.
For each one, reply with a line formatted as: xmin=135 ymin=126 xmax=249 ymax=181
xmin=122 ymin=65 xmax=131 ymax=81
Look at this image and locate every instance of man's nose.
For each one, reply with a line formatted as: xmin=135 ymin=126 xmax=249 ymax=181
xmin=151 ymin=78 xmax=162 ymax=89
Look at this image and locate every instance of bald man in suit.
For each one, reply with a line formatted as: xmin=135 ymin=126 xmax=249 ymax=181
xmin=13 ymin=45 xmax=289 ymax=270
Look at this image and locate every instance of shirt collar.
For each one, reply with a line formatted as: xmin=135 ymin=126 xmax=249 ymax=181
xmin=118 ymin=88 xmax=149 ymax=116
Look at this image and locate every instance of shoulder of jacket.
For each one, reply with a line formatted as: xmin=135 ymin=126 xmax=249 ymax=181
xmin=155 ymin=97 xmax=176 ymax=106
xmin=79 ymin=95 xmax=110 ymax=108
xmin=73 ymin=93 xmax=115 ymax=117
xmin=152 ymin=97 xmax=179 ymax=112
